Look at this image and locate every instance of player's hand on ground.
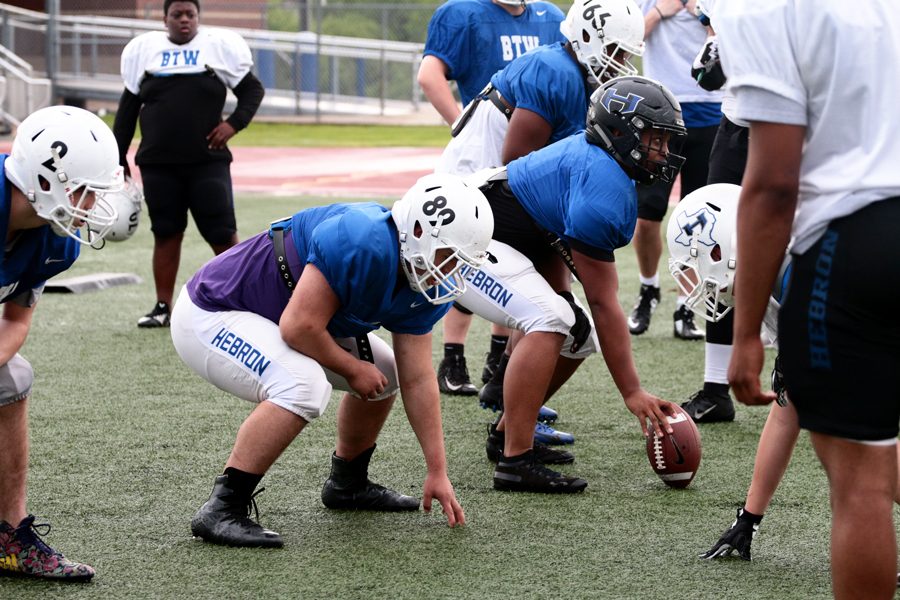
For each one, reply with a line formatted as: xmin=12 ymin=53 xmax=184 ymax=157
xmin=422 ymin=471 xmax=465 ymax=528
xmin=624 ymin=390 xmax=676 ymax=438
xmin=348 ymin=361 xmax=389 ymax=400
xmin=700 ymin=511 xmax=760 ymax=561
xmin=729 ymin=337 xmax=777 ymax=406
xmin=207 ymin=122 xmax=237 ymax=149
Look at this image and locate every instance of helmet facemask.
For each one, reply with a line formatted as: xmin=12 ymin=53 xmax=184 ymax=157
xmin=561 ymin=0 xmax=645 ymax=86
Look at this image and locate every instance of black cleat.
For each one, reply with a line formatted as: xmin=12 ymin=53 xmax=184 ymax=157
xmin=481 ymin=351 xmax=503 ymax=385
xmin=437 ymin=355 xmax=478 ymax=396
xmin=493 ymin=450 xmax=587 ymax=494
xmin=486 ymin=424 xmax=574 ymax=465
xmin=681 ymin=389 xmax=735 ymax=423
xmin=627 ymin=284 xmax=660 ymax=335
xmin=478 ymin=379 xmax=504 ymax=412
xmin=322 ymin=445 xmax=419 ymax=511
xmin=673 ymin=305 xmax=704 ymax=340
xmin=191 ymin=475 xmax=283 ymax=548
xmin=137 ymin=301 xmax=171 ymax=328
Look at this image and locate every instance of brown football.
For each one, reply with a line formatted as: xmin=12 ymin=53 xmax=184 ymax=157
xmin=646 ymin=404 xmax=702 ymax=489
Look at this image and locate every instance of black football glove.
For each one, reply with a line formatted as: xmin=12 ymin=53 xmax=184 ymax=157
xmin=691 ymin=36 xmax=727 ymax=92
xmin=700 ymin=507 xmax=763 ymax=561
xmin=557 ymin=291 xmax=591 ymax=353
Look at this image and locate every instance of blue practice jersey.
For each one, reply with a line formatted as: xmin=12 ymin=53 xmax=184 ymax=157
xmin=188 ymin=203 xmax=450 ymax=338
xmin=0 ymin=155 xmax=79 ymax=306
xmin=491 ymin=43 xmax=591 ymax=145
xmin=507 ymin=135 xmax=637 ymax=259
xmin=424 ymin=0 xmax=565 ymax=106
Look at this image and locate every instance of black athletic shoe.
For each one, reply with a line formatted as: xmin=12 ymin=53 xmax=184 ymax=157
xmin=321 ymin=445 xmax=419 ymax=511
xmin=481 ymin=352 xmax=502 ymax=385
xmin=485 ymin=424 xmax=574 ymax=465
xmin=493 ymin=450 xmax=587 ymax=493
xmin=681 ymin=389 xmax=735 ymax=423
xmin=191 ymin=475 xmax=283 ymax=548
xmin=673 ymin=305 xmax=704 ymax=340
xmin=137 ymin=301 xmax=171 ymax=328
xmin=627 ymin=284 xmax=660 ymax=335
xmin=437 ymin=355 xmax=478 ymax=396
xmin=478 ymin=379 xmax=503 ymax=412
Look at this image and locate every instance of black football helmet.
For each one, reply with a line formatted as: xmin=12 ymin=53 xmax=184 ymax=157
xmin=585 ymin=76 xmax=687 ymax=185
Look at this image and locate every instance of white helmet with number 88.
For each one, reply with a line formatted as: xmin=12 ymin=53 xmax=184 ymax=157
xmin=5 ymin=105 xmax=123 ymax=246
xmin=392 ymin=174 xmax=494 ymax=305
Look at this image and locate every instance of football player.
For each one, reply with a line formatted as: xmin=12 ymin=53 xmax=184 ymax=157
xmin=419 ymin=0 xmax=566 ymax=400
xmin=113 ymin=0 xmax=264 ymax=329
xmin=0 ymin=106 xmax=124 ymax=581
xmin=718 ymin=0 xmax=900 ymax=595
xmin=171 ymin=174 xmax=493 ymax=547
xmin=454 ymin=76 xmax=684 ymax=492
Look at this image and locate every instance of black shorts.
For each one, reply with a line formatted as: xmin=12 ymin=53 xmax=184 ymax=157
xmin=139 ymin=162 xmax=236 ymax=244
xmin=636 ymin=124 xmax=718 ymax=221
xmin=707 ymin=116 xmax=748 ymax=186
xmin=779 ymin=197 xmax=900 ymax=440
xmin=482 ymin=180 xmax=556 ymax=267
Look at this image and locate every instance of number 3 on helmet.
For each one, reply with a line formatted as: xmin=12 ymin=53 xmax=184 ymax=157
xmin=392 ymin=174 xmax=494 ymax=305
xmin=5 ymin=105 xmax=124 ymax=246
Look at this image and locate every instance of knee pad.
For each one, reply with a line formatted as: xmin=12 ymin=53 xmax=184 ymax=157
xmin=555 ymin=293 xmax=600 ymax=360
xmin=0 ymin=354 xmax=33 ymax=406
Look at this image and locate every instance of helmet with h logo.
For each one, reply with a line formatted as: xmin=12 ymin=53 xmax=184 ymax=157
xmin=585 ymin=75 xmax=687 ymax=184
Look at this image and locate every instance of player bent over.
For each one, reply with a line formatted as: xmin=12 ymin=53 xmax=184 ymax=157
xmin=1 ymin=106 xmax=124 ymax=580
xmin=171 ymin=175 xmax=493 ymax=547
xmin=455 ymin=76 xmax=682 ymax=492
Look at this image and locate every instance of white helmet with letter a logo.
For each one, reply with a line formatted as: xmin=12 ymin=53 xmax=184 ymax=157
xmin=667 ymin=183 xmax=740 ymax=322
xmin=391 ymin=174 xmax=494 ymax=305
xmin=5 ymin=105 xmax=123 ymax=246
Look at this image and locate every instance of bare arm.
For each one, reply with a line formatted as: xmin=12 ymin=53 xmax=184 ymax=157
xmin=279 ymin=263 xmax=387 ymax=400
xmin=728 ymin=121 xmax=804 ymax=405
xmin=393 ymin=331 xmax=465 ymax=526
xmin=501 ymin=108 xmax=553 ymax=165
xmin=0 ymin=302 xmax=35 ymax=366
xmin=643 ymin=0 xmax=686 ymax=37
xmin=417 ymin=55 xmax=461 ymax=126
xmin=573 ymin=250 xmax=675 ymax=437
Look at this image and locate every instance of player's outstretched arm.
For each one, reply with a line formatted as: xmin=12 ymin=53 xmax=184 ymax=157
xmin=572 ymin=250 xmax=675 ymax=438
xmin=393 ymin=331 xmax=465 ymax=527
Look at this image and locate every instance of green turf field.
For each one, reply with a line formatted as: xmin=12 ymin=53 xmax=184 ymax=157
xmin=6 ymin=194 xmax=841 ymax=599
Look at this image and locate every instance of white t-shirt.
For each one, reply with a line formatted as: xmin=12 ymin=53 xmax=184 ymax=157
xmin=121 ymin=27 xmax=252 ymax=95
xmin=717 ymin=0 xmax=900 ymax=253
xmin=638 ymin=0 xmax=723 ymax=104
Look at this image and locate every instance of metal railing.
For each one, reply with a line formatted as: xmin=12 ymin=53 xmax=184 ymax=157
xmin=0 ymin=2 xmax=430 ymax=122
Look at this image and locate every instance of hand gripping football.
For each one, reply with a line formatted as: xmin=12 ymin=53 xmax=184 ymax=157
xmin=646 ymin=404 xmax=702 ymax=489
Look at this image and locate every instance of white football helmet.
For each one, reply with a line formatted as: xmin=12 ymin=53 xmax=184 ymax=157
xmin=5 ymin=105 xmax=123 ymax=246
xmin=560 ymin=0 xmax=645 ymax=86
xmin=666 ymin=183 xmax=740 ymax=322
xmin=99 ymin=177 xmax=143 ymax=242
xmin=392 ymin=174 xmax=494 ymax=305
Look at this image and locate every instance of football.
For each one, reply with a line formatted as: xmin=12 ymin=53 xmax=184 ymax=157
xmin=646 ymin=404 xmax=702 ymax=489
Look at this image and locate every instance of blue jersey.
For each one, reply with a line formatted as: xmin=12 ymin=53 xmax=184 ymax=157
xmin=491 ymin=43 xmax=591 ymax=145
xmin=187 ymin=203 xmax=450 ymax=338
xmin=507 ymin=135 xmax=637 ymax=257
xmin=0 ymin=155 xmax=79 ymax=306
xmin=424 ymin=0 xmax=565 ymax=106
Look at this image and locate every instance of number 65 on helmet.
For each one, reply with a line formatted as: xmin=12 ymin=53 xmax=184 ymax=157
xmin=5 ymin=105 xmax=124 ymax=246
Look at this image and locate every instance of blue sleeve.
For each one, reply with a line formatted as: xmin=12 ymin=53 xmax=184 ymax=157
xmin=423 ymin=4 xmax=472 ymax=82
xmin=502 ymin=53 xmax=585 ymax=133
xmin=385 ymin=303 xmax=452 ymax=336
